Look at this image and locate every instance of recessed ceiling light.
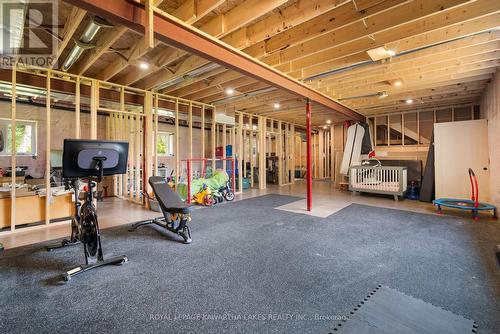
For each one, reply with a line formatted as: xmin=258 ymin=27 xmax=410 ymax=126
xmin=323 ymin=126 xmax=328 ymax=129
xmin=393 ymin=80 xmax=403 ymax=87
xmin=326 ymin=120 xmax=332 ymax=124
xmin=405 ymin=99 xmax=413 ymax=104
xmin=139 ymin=62 xmax=149 ymax=70
xmin=273 ymin=102 xmax=280 ymax=109
xmin=387 ymin=49 xmax=396 ymax=57
xmin=225 ymin=88 xmax=235 ymax=95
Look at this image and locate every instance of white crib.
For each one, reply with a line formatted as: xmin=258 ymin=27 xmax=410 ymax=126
xmin=348 ymin=166 xmax=408 ymax=200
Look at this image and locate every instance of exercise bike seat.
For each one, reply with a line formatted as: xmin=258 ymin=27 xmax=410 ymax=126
xmin=149 ymin=177 xmax=193 ymax=214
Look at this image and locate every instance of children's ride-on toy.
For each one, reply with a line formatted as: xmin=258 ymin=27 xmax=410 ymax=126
xmin=193 ymin=184 xmax=214 ymax=206
xmin=218 ymin=181 xmax=235 ymax=201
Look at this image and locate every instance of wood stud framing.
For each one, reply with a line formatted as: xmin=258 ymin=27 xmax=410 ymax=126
xmin=5 ymin=0 xmax=499 ymax=229
xmin=53 ymin=0 xmax=500 ymax=126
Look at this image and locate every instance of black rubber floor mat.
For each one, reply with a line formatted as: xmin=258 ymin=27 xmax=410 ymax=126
xmin=332 ymin=285 xmax=477 ymax=334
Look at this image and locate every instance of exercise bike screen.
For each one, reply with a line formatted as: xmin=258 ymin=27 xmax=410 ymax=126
xmin=63 ymin=139 xmax=129 ymax=178
xmin=77 ymin=149 xmax=119 ymax=169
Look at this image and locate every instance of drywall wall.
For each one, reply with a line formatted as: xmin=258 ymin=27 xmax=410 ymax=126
xmin=481 ymin=69 xmax=500 ymax=208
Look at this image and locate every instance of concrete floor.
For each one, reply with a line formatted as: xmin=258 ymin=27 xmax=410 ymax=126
xmin=0 ymin=179 xmax=487 ymax=250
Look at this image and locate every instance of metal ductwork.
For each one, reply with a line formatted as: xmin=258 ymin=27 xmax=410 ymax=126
xmin=61 ymin=16 xmax=112 ymax=72
xmin=156 ymin=63 xmax=222 ymax=91
xmin=212 ymin=87 xmax=278 ymax=105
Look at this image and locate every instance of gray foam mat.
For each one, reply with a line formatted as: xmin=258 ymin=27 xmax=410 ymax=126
xmin=333 ymin=285 xmax=477 ymax=334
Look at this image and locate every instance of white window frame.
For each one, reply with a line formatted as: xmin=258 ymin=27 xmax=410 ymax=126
xmin=155 ymin=131 xmax=174 ymax=157
xmin=0 ymin=118 xmax=38 ymax=156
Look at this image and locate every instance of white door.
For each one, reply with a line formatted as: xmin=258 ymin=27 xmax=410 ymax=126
xmin=434 ymin=120 xmax=490 ymax=201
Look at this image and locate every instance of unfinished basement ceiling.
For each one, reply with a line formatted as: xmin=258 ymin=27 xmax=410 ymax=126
xmin=53 ymin=0 xmax=500 ymax=125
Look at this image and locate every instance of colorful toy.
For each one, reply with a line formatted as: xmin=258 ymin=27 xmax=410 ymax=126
xmin=218 ymin=181 xmax=235 ymax=201
xmin=192 ymin=184 xmax=214 ymax=206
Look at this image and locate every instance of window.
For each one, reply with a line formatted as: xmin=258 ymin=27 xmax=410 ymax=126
xmin=418 ymin=111 xmax=433 ymax=145
xmin=453 ymin=106 xmax=472 ymax=121
xmin=436 ymin=108 xmax=452 ymax=123
xmin=369 ymin=104 xmax=480 ymax=147
xmin=155 ymin=131 xmax=174 ymax=156
xmin=403 ymin=112 xmax=418 ymax=145
xmin=376 ymin=116 xmax=388 ymax=146
xmin=389 ymin=114 xmax=402 ymax=145
xmin=0 ymin=119 xmax=37 ymax=156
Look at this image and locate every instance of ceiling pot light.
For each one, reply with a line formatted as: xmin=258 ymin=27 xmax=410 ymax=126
xmin=139 ymin=62 xmax=149 ymax=70
xmin=273 ymin=102 xmax=280 ymax=109
xmin=326 ymin=120 xmax=332 ymax=124
xmin=225 ymin=88 xmax=235 ymax=95
xmin=393 ymin=80 xmax=403 ymax=87
xmin=405 ymin=99 xmax=414 ymax=104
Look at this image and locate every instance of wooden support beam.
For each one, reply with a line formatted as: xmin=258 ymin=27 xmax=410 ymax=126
xmin=90 ymin=79 xmax=98 ymax=139
xmin=250 ymin=118 xmax=255 ymax=188
xmin=222 ymin=123 xmax=227 ymax=170
xmin=154 ymin=94 xmax=159 ymax=175
xmin=145 ymin=0 xmax=155 ymax=49
xmin=144 ymin=91 xmax=153 ymax=196
xmin=75 ymin=77 xmax=81 ymax=138
xmin=330 ymin=125 xmax=335 ymax=181
xmin=175 ymin=100 xmax=180 ymax=185
xmin=290 ymin=125 xmax=295 ymax=183
xmin=98 ymin=0 xmax=221 ymax=82
xmin=258 ymin=116 xmax=266 ymax=189
xmin=45 ymin=71 xmax=51 ymax=225
xmin=10 ymin=67 xmax=16 ymax=230
xmin=134 ymin=114 xmax=141 ymax=202
xmin=278 ymin=121 xmax=283 ymax=186
xmin=237 ymin=112 xmax=243 ymax=193
xmin=211 ymin=108 xmax=216 ymax=170
xmin=129 ymin=113 xmax=135 ymax=200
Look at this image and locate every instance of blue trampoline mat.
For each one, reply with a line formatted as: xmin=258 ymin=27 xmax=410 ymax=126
xmin=433 ymin=198 xmax=496 ymax=211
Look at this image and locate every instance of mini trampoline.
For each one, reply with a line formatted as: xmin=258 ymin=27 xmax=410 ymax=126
xmin=433 ymin=169 xmax=497 ymax=220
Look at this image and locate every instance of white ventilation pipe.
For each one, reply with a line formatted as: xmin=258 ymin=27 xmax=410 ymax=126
xmin=61 ymin=16 xmax=112 ymax=72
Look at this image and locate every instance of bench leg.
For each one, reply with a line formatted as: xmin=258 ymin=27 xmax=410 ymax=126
xmin=128 ymin=217 xmax=164 ymax=231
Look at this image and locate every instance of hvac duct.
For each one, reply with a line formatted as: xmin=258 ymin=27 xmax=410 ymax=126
xmin=61 ymin=16 xmax=112 ymax=72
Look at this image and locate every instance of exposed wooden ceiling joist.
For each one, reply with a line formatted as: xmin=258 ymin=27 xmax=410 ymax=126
xmin=63 ymin=0 xmax=363 ymax=121
xmin=53 ymin=0 xmax=500 ymax=122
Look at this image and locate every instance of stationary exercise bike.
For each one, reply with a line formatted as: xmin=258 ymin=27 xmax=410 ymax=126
xmin=47 ymin=139 xmax=129 ymax=281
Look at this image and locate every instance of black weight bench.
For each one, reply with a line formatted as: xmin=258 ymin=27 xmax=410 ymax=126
xmin=129 ymin=176 xmax=193 ymax=244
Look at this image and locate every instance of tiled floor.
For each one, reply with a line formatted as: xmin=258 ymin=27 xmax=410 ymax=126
xmin=0 ymin=179 xmax=463 ymax=250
